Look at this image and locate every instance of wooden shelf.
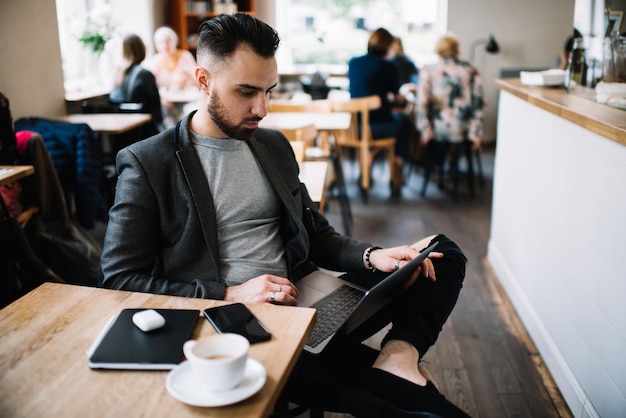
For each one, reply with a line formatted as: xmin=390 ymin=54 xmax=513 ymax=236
xmin=166 ymin=0 xmax=257 ymax=53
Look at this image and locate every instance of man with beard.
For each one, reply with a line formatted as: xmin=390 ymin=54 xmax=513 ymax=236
xmin=99 ymin=13 xmax=470 ymax=417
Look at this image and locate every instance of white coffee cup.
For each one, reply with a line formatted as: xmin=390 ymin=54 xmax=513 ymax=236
xmin=183 ymin=333 xmax=250 ymax=392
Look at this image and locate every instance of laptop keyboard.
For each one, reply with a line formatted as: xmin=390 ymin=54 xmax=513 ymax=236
xmin=307 ymin=285 xmax=364 ymax=348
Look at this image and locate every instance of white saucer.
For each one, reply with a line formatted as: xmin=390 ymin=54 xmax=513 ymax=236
xmin=166 ymin=358 xmax=266 ymax=407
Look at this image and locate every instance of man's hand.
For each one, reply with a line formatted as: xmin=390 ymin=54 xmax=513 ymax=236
xmin=468 ymin=134 xmax=481 ymax=150
xmin=369 ymin=242 xmax=443 ymax=288
xmin=224 ymin=274 xmax=298 ymax=305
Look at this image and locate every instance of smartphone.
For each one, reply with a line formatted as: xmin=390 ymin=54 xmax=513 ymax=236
xmin=203 ymin=303 xmax=272 ymax=343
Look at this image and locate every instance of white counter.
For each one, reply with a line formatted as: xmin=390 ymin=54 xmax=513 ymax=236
xmin=489 ymin=79 xmax=626 ymax=418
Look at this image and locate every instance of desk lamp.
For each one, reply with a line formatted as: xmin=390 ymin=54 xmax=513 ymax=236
xmin=469 ymin=34 xmax=500 ymax=62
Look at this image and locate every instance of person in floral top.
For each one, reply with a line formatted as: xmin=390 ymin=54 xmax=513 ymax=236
xmin=416 ymin=33 xmax=485 ymax=165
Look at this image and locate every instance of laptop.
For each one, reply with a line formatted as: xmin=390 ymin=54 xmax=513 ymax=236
xmin=296 ymin=241 xmax=439 ymax=354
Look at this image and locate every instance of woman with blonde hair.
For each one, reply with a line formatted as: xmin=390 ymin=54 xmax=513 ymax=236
xmin=417 ymin=33 xmax=484 ymax=150
xmin=416 ymin=33 xmax=485 ymax=197
xmin=147 ymin=26 xmax=197 ymax=91
xmin=146 ymin=26 xmax=198 ymax=126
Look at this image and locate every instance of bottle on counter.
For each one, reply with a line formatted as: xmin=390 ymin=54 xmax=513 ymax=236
xmin=603 ymin=32 xmax=626 ymax=83
xmin=565 ymin=38 xmax=586 ymax=91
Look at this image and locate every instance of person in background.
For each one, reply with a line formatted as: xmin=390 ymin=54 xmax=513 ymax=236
xmin=557 ymin=28 xmax=583 ymax=70
xmin=416 ymin=33 xmax=484 ymax=175
xmin=100 ymin=13 xmax=469 ymax=417
xmin=146 ymin=26 xmax=197 ymax=126
xmin=557 ymin=28 xmax=588 ymax=87
xmin=348 ymin=28 xmax=414 ymax=194
xmin=111 ymin=33 xmax=164 ymax=133
xmin=147 ymin=26 xmax=197 ymax=91
xmin=390 ymin=36 xmax=419 ymax=86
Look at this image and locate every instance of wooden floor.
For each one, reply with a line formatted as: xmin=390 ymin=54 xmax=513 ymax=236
xmin=316 ymin=146 xmax=573 ymax=418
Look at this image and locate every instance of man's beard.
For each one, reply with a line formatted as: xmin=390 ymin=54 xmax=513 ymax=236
xmin=207 ymin=89 xmax=260 ymax=140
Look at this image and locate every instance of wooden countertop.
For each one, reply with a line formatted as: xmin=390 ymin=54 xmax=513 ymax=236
xmin=496 ymin=78 xmax=626 ymax=146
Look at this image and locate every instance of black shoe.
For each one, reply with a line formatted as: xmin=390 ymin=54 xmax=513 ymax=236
xmin=341 ymin=368 xmax=471 ymax=418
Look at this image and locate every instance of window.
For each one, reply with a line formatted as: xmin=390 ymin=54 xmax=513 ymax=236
xmin=56 ymin=0 xmax=157 ymax=94
xmin=274 ymin=0 xmax=447 ymax=75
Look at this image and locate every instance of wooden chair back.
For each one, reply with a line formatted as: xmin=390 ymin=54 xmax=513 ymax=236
xmin=280 ymin=123 xmax=318 ymax=144
xmin=288 ymin=140 xmax=305 ymax=164
xmin=269 ymin=99 xmax=332 ymax=113
xmin=269 ymin=100 xmax=332 ymax=157
xmin=329 ymin=95 xmax=398 ymax=199
xmin=279 ymin=123 xmax=318 ymax=164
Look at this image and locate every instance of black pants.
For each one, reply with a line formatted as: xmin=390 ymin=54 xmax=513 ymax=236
xmin=283 ymin=234 xmax=467 ymax=410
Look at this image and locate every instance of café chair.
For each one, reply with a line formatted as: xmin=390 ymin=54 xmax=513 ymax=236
xmin=330 ymin=95 xmax=399 ymax=203
xmin=420 ymin=139 xmax=484 ymax=201
xmin=269 ymin=100 xmax=353 ymax=235
xmin=288 ymin=140 xmax=306 ymax=165
xmin=279 ymin=123 xmax=319 ymax=153
xmin=268 ymin=99 xmax=334 ymax=156
xmin=269 ymin=99 xmax=333 ymax=113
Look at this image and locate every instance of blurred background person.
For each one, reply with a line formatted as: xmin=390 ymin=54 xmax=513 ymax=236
xmin=390 ymin=36 xmax=419 ymax=86
xmin=416 ymin=32 xmax=485 ymax=179
xmin=111 ymin=33 xmax=164 ymax=134
xmin=147 ymin=26 xmax=196 ymax=91
xmin=557 ymin=28 xmax=583 ymax=70
xmin=146 ymin=26 xmax=197 ymax=126
xmin=348 ymin=28 xmax=413 ymax=193
xmin=390 ymin=36 xmax=420 ymax=120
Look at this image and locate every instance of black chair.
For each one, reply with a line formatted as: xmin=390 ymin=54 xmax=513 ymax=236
xmin=341 ymin=386 xmax=449 ymax=418
xmin=420 ymin=139 xmax=484 ymax=200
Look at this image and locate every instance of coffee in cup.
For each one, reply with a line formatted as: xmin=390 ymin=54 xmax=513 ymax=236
xmin=183 ymin=333 xmax=250 ymax=392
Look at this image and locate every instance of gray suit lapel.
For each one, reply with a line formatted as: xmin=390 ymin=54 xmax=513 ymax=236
xmin=247 ymin=136 xmax=298 ymax=211
xmin=175 ymin=118 xmax=220 ymax=278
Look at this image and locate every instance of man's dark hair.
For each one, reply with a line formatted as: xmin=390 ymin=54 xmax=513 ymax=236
xmin=197 ymin=13 xmax=280 ymax=63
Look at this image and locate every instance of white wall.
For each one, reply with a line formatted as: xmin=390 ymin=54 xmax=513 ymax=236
xmin=0 ymin=0 xmax=66 ymax=119
xmin=489 ymin=92 xmax=626 ymax=417
xmin=256 ymin=0 xmax=276 ymax=26
xmin=447 ymin=0 xmax=574 ymax=143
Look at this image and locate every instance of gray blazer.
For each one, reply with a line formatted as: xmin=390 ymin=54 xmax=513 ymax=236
xmin=100 ymin=112 xmax=369 ymax=299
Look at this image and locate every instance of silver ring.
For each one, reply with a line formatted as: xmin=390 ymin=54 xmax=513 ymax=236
xmin=394 ymin=259 xmax=400 ymax=271
xmin=270 ymin=292 xmax=276 ymax=303
xmin=278 ymin=284 xmax=283 ymax=293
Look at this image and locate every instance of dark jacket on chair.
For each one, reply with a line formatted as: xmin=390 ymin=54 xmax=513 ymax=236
xmin=14 ymin=117 xmax=107 ymax=229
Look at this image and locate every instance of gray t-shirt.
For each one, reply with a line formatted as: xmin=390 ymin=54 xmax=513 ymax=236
xmin=191 ymin=133 xmax=287 ymax=285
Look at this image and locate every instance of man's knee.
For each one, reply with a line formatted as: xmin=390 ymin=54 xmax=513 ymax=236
xmin=415 ymin=234 xmax=467 ymax=278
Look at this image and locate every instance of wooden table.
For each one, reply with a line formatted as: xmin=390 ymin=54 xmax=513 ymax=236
xmin=0 ymin=283 xmax=316 ymax=418
xmin=159 ymin=87 xmax=202 ymax=104
xmin=0 ymin=165 xmax=34 ymax=187
xmin=260 ymin=111 xmax=351 ymax=155
xmin=260 ymin=111 xmax=350 ymax=133
xmin=58 ymin=113 xmax=152 ymax=135
xmin=300 ymin=161 xmax=330 ymax=211
xmin=64 ymin=88 xmax=111 ymax=103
